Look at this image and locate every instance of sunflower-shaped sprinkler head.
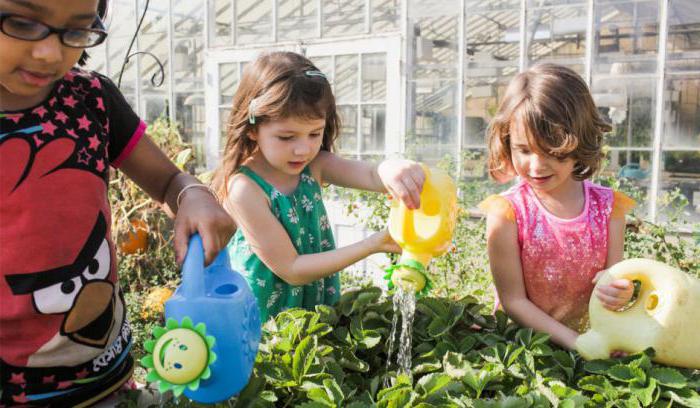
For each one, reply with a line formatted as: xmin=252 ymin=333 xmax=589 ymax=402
xmin=141 ymin=317 xmax=217 ymax=397
xmin=385 ymin=165 xmax=457 ymax=297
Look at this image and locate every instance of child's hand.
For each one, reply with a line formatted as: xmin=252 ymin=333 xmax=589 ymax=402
xmin=377 ymin=159 xmax=425 ymax=210
xmin=174 ymin=187 xmax=236 ymax=265
xmin=368 ymin=230 xmax=402 ymax=254
xmin=593 ymin=271 xmax=634 ymax=311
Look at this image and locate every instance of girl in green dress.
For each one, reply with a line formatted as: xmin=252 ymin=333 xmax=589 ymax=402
xmin=211 ymin=52 xmax=426 ymax=321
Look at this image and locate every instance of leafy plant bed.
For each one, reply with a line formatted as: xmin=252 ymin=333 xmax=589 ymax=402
xmin=124 ymin=287 xmax=700 ymax=408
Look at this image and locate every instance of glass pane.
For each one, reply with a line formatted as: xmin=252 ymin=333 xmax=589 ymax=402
xmin=213 ymin=0 xmax=233 ymax=46
xmin=528 ymin=0 xmax=585 ymax=5
xmin=666 ymin=0 xmax=700 ymax=72
xmin=84 ymin=43 xmax=107 ymax=73
xmin=278 ymin=0 xmax=317 ymax=40
xmin=527 ymin=5 xmax=587 ymax=67
xmin=335 ymin=55 xmax=359 ymax=103
xmin=219 ymin=63 xmax=239 ymax=105
xmin=464 ymin=72 xmax=517 ymax=146
xmin=310 ymin=56 xmax=333 ymax=82
xmin=601 ymin=149 xmax=652 ymax=215
xmin=323 ymin=0 xmax=364 ymax=37
xmin=107 ymin=0 xmax=136 ymax=77
xmin=659 ymin=151 xmax=700 ymax=223
xmin=236 ymin=0 xmax=272 ymax=44
xmin=338 ymin=105 xmax=358 ymax=153
xmin=592 ymin=76 xmax=656 ymax=148
xmin=407 ymin=79 xmax=458 ymax=164
xmin=176 ymin=92 xmax=206 ymax=169
xmin=372 ymin=0 xmax=400 ymax=32
xmin=410 ymin=1 xmax=460 ymax=79
xmin=220 ymin=107 xmax=231 ymax=144
xmin=143 ymin=94 xmax=167 ymax=122
xmin=663 ymin=75 xmax=700 ymax=149
xmin=594 ymin=0 xmax=659 ymax=75
xmin=173 ymin=0 xmax=205 ymax=36
xmin=362 ymin=54 xmax=387 ymax=102
xmin=466 ymin=8 xmax=520 ymax=66
xmin=138 ymin=0 xmax=169 ymax=92
xmin=361 ymin=104 xmax=386 ymax=153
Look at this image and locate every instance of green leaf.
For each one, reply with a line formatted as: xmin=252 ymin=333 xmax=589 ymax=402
xmin=584 ymin=359 xmax=616 ymax=374
xmin=630 ymin=377 xmax=656 ymax=406
xmin=650 ymin=367 xmax=688 ymax=389
xmin=416 ymin=373 xmax=452 ymax=396
xmin=293 ymin=336 xmax=318 ymax=383
xmin=662 ymin=388 xmax=700 ymax=407
xmin=607 ymin=364 xmax=646 ymax=383
xmin=322 ymin=378 xmax=344 ymax=404
xmin=443 ymin=351 xmax=470 ymax=379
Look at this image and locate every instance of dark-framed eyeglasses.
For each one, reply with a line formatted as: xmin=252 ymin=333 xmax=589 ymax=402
xmin=0 ymin=13 xmax=107 ymax=48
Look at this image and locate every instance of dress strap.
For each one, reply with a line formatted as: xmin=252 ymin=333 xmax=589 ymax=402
xmin=238 ymin=166 xmax=274 ymax=197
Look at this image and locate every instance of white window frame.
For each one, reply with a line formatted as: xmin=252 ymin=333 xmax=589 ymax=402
xmin=203 ymin=35 xmax=402 ymax=169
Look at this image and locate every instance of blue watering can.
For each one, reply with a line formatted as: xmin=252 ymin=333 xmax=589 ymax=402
xmin=142 ymin=234 xmax=261 ymax=404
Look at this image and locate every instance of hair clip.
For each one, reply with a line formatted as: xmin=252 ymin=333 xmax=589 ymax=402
xmin=248 ymin=98 xmax=257 ymax=125
xmin=304 ymin=70 xmax=327 ymax=79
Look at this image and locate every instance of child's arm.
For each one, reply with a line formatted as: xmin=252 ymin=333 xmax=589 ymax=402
xmin=228 ymin=174 xmax=399 ymax=286
xmin=119 ymin=136 xmax=235 ymax=264
xmin=593 ymin=216 xmax=634 ymax=310
xmin=486 ymin=212 xmax=580 ymax=350
xmin=313 ymin=151 xmax=425 ymax=209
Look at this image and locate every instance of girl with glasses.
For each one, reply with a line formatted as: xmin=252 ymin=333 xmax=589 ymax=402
xmin=0 ymin=0 xmax=235 ymax=406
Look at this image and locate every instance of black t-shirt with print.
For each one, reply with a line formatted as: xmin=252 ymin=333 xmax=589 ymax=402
xmin=0 ymin=68 xmax=145 ymax=406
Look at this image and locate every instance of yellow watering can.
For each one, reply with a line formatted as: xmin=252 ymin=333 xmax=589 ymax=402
xmin=576 ymin=258 xmax=700 ymax=369
xmin=385 ymin=165 xmax=458 ymax=295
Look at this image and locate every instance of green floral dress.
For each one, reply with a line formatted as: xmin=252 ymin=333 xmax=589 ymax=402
xmin=227 ymin=165 xmax=341 ymax=321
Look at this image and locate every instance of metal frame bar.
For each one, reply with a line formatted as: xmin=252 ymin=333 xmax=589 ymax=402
xmin=649 ymin=0 xmax=670 ymax=221
xmin=134 ymin=0 xmax=143 ymax=116
xmin=584 ymin=0 xmax=594 ymax=84
xmin=168 ymin=0 xmax=176 ymax=125
xmin=519 ymin=0 xmax=527 ymax=72
xmin=456 ymin=0 xmax=466 ymax=180
xmin=272 ymin=0 xmax=278 ymax=43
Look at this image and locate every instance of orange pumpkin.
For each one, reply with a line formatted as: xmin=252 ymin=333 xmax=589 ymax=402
xmin=119 ymin=219 xmax=149 ymax=254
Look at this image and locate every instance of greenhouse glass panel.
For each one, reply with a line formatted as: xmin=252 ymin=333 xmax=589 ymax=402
xmin=526 ymin=4 xmax=587 ymax=67
xmin=659 ymin=151 xmax=700 ymax=223
xmin=591 ymin=76 xmax=656 ymax=148
xmin=278 ymin=0 xmax=317 ymax=40
xmin=410 ymin=0 xmax=460 ymax=79
xmin=662 ymin=75 xmax=700 ymax=149
xmin=220 ymin=108 xmax=231 ymax=143
xmin=593 ymin=0 xmax=659 ymax=75
xmin=338 ymin=105 xmax=359 ymax=154
xmin=335 ymin=55 xmax=359 ymax=104
xmin=362 ymin=54 xmax=387 ymax=102
xmin=666 ymin=0 xmax=700 ymax=73
xmin=527 ymin=0 xmax=585 ymax=5
xmin=219 ymin=63 xmax=240 ymax=105
xmin=138 ymin=0 xmax=169 ymax=92
xmin=361 ymin=104 xmax=386 ymax=154
xmin=236 ymin=0 xmax=273 ymax=44
xmin=372 ymin=0 xmax=400 ymax=32
xmin=463 ymin=74 xmax=516 ymax=146
xmin=213 ymin=0 xmax=233 ymax=46
xmin=602 ymin=149 xmax=652 ymax=215
xmin=309 ymin=56 xmax=333 ymax=82
xmin=107 ymin=0 xmax=136 ymax=85
xmin=408 ymin=79 xmax=459 ymax=165
xmin=323 ymin=0 xmax=365 ymax=37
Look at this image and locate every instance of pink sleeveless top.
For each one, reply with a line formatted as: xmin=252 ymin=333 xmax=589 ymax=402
xmin=481 ymin=180 xmax=635 ymax=331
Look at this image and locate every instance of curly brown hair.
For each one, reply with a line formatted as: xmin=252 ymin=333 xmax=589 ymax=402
xmin=211 ymin=51 xmax=340 ymax=201
xmin=486 ymin=63 xmax=611 ymax=182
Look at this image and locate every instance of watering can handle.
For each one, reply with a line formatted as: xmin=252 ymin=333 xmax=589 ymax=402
xmin=181 ymin=233 xmax=206 ymax=297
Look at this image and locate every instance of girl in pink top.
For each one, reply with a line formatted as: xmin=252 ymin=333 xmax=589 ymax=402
xmin=480 ymin=64 xmax=636 ymax=352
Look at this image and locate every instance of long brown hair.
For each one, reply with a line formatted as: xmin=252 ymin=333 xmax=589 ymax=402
xmin=211 ymin=51 xmax=340 ymax=200
xmin=487 ymin=63 xmax=611 ymax=182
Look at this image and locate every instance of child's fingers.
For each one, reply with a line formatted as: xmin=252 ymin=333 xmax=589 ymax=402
xmin=173 ymin=219 xmax=191 ymax=265
xmin=595 ymin=288 xmax=628 ymax=310
xmin=401 ymin=176 xmax=421 ymax=209
xmin=200 ymin=225 xmax=218 ymax=266
xmin=610 ymin=279 xmax=633 ymax=290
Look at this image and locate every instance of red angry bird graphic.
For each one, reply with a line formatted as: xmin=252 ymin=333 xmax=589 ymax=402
xmin=0 ymin=136 xmax=125 ymax=368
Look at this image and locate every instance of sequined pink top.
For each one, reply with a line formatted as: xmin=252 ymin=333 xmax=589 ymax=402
xmin=502 ymin=180 xmax=614 ymax=331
